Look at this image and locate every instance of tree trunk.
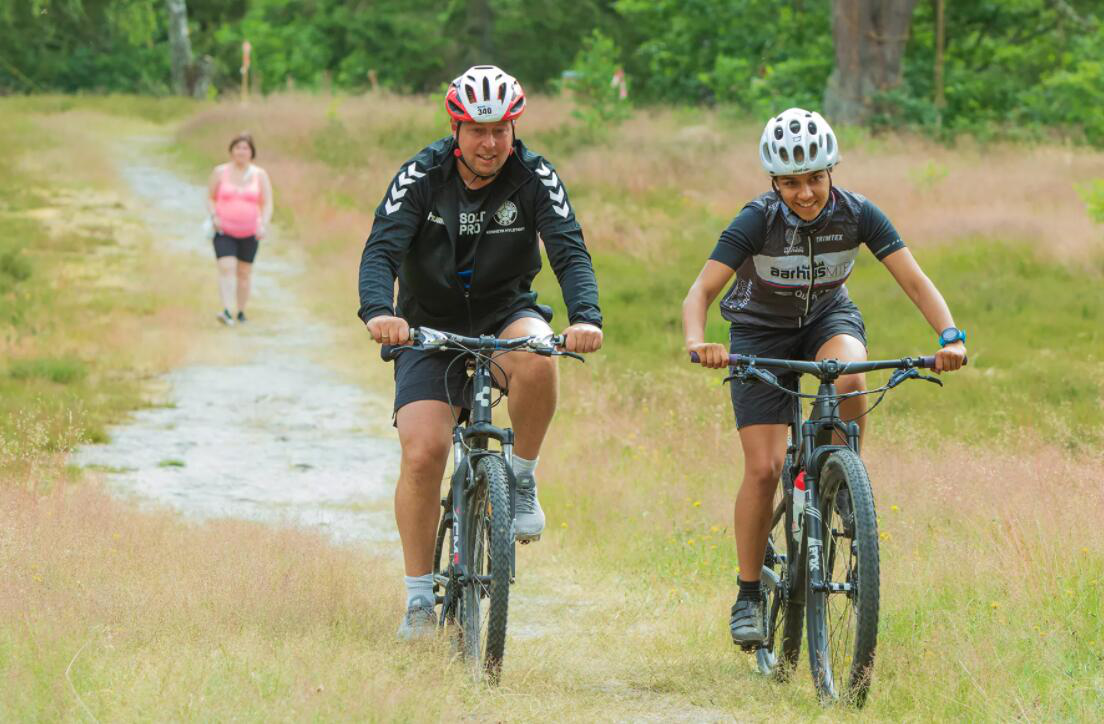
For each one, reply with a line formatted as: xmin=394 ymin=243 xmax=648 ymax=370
xmin=933 ymin=0 xmax=945 ymax=127
xmin=823 ymin=0 xmax=919 ymax=125
xmin=165 ymin=0 xmax=193 ymax=95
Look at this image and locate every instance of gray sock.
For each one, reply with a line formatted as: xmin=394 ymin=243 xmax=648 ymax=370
xmin=404 ymin=573 xmax=434 ymax=608
xmin=513 ymin=455 xmax=538 ymax=484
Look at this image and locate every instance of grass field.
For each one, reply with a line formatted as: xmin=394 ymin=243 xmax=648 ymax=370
xmin=1 ymin=94 xmax=1102 ymax=720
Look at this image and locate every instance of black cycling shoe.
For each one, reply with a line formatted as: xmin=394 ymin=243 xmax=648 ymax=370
xmin=730 ymin=596 xmax=767 ymax=647
xmin=236 ymin=310 xmax=247 ymax=323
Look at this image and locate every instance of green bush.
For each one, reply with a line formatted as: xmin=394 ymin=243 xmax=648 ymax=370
xmin=565 ymin=30 xmax=631 ymax=136
xmin=1079 ymin=179 xmax=1104 ymax=223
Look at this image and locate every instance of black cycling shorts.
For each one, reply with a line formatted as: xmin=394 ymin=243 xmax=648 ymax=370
xmin=388 ymin=307 xmax=552 ymax=422
xmin=728 ymin=298 xmax=867 ymax=429
xmin=213 ymin=232 xmax=259 ymax=263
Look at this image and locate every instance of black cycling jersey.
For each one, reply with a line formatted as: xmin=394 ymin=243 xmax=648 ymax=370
xmin=709 ymin=187 xmax=905 ymax=328
xmin=455 ymin=175 xmax=494 ymax=289
xmin=358 ymin=137 xmax=602 ymax=335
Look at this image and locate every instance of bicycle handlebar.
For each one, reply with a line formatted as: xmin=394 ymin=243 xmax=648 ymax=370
xmin=383 ymin=327 xmax=581 ymax=362
xmin=688 ymin=351 xmax=967 ymax=376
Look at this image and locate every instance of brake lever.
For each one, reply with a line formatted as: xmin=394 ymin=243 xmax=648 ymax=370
xmin=917 ymin=373 xmax=944 ymax=387
xmin=722 ymin=365 xmax=777 ymax=386
xmin=748 ymin=365 xmax=779 ymax=386
xmin=886 ymin=368 xmax=918 ymax=389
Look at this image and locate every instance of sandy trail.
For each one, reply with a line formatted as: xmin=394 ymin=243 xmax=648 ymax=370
xmin=75 ymin=137 xmax=400 ymax=544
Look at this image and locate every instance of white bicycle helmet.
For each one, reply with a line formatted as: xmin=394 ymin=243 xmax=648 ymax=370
xmin=445 ymin=65 xmax=526 ymax=124
xmin=758 ymin=108 xmax=839 ymax=176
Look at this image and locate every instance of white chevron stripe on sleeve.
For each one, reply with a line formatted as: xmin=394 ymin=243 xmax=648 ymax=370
xmin=406 ymin=163 xmax=425 ymax=179
xmin=536 ymin=163 xmax=551 ymax=177
xmin=553 ymin=202 xmax=570 ymax=218
xmin=547 ymin=186 xmax=565 ymax=203
xmin=390 ymin=182 xmax=407 ymax=200
xmin=540 ymin=172 xmax=559 ymax=188
xmin=385 ymin=199 xmax=402 ymax=214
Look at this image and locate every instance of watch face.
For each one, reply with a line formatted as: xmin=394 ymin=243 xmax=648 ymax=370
xmin=941 ymin=328 xmax=959 ymax=343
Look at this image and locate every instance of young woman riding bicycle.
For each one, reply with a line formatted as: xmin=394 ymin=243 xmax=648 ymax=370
xmin=681 ymin=108 xmax=967 ymax=646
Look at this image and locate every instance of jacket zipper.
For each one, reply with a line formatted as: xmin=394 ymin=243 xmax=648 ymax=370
xmin=803 ymin=231 xmax=814 ymax=320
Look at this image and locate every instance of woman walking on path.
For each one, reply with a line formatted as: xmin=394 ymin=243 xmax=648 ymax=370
xmin=207 ymin=132 xmax=273 ymax=325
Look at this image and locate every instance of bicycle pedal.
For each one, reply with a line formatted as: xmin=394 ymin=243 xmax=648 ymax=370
xmin=738 ymin=641 xmax=764 ymax=653
xmin=516 ymin=534 xmax=541 ymax=544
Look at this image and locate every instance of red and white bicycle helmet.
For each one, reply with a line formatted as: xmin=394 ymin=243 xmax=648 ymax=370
xmin=759 ymin=108 xmax=839 ymax=176
xmin=445 ymin=65 xmax=526 ymax=123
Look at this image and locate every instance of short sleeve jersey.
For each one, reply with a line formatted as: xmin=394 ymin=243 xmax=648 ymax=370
xmin=707 ymin=187 xmax=905 ymax=327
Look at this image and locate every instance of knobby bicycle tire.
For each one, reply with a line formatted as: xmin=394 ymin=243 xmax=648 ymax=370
xmin=759 ymin=455 xmax=805 ymax=679
xmin=805 ymin=449 xmax=880 ymax=706
xmin=459 ymin=455 xmax=512 ymax=682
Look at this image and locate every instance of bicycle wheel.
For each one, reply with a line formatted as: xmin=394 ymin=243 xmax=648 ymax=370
xmin=805 ymin=449 xmax=880 ymax=705
xmin=457 ymin=455 xmax=512 ymax=682
xmin=758 ymin=457 xmax=804 ymax=679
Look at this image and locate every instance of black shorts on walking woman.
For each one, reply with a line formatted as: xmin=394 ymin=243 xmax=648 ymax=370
xmin=212 ymin=232 xmax=259 ymax=263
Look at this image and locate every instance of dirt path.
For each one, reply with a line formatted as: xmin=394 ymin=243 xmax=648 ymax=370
xmin=74 ymin=136 xmax=400 ymax=543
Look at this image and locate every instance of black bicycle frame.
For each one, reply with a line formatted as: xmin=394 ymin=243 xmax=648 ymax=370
xmin=445 ymin=337 xmax=516 ymax=587
xmin=790 ymin=376 xmax=860 ymax=599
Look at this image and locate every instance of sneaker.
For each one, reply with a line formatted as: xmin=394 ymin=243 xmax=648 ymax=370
xmin=514 ymin=472 xmax=545 ymax=541
xmin=730 ymin=596 xmax=767 ymax=646
xmin=216 ymin=309 xmax=235 ymax=326
xmin=236 ymin=310 xmax=247 ymax=323
xmin=396 ymin=595 xmax=437 ymax=640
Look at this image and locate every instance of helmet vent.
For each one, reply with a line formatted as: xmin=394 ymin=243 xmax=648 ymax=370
xmin=779 ymin=147 xmax=790 ymax=163
xmin=761 ymin=142 xmax=771 ymax=161
xmin=465 ymin=85 xmax=478 ymax=104
xmin=774 ymin=126 xmax=784 ymax=140
xmin=808 ymin=121 xmax=817 ymax=134
xmin=809 ymin=141 xmax=818 ymax=160
xmin=497 ymin=82 xmax=507 ymax=102
xmin=826 ymin=133 xmax=835 ymax=156
xmin=793 ymin=146 xmax=805 ymax=164
xmin=789 ymin=119 xmax=801 ymax=133
xmin=482 ymin=77 xmax=491 ymax=101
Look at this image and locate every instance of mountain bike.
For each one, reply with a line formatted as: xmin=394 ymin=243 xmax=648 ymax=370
xmin=691 ymin=351 xmax=960 ymax=705
xmin=387 ymin=327 xmax=582 ymax=683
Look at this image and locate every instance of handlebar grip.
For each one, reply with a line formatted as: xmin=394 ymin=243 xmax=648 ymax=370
xmin=382 ymin=344 xmax=403 ymax=362
xmin=914 ymin=355 xmax=967 ymax=370
xmin=690 ymin=352 xmax=701 ymax=364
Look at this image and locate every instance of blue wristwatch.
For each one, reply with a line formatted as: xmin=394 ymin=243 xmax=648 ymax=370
xmin=938 ymin=326 xmax=966 ymax=347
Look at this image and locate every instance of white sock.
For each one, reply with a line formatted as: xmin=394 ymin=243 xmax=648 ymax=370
xmin=513 ymin=455 xmax=538 ymax=484
xmin=404 ymin=573 xmax=434 ymax=608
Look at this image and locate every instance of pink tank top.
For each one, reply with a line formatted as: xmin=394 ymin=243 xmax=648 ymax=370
xmin=215 ymin=165 xmax=262 ymax=238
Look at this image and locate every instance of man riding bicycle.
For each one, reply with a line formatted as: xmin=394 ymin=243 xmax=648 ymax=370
xmin=681 ymin=108 xmax=966 ymax=647
xmin=357 ymin=65 xmax=603 ymax=639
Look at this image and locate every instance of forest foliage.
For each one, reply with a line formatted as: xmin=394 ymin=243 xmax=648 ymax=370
xmin=1 ymin=0 xmax=1102 ymax=143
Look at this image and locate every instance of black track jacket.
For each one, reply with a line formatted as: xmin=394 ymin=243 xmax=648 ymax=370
xmin=357 ymin=136 xmax=602 ymax=335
